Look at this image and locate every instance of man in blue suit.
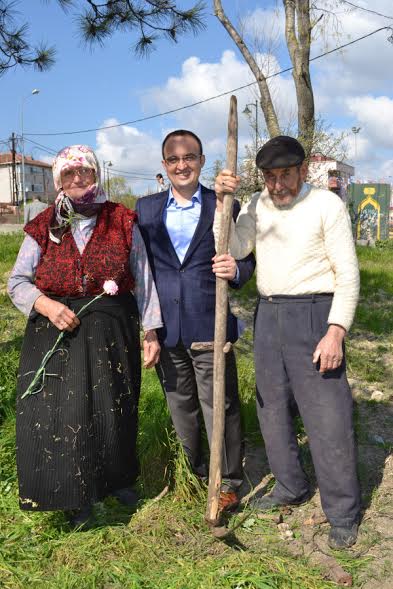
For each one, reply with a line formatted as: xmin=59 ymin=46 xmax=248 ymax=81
xmin=136 ymin=130 xmax=255 ymax=510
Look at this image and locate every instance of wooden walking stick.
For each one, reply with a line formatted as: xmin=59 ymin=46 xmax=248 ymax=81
xmin=205 ymin=95 xmax=238 ymax=531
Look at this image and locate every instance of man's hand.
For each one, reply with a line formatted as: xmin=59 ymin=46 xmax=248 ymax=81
xmin=34 ymin=295 xmax=80 ymax=332
xmin=212 ymin=253 xmax=237 ymax=281
xmin=215 ymin=169 xmax=241 ymax=211
xmin=143 ymin=330 xmax=160 ymax=369
xmin=312 ymin=324 xmax=346 ymax=373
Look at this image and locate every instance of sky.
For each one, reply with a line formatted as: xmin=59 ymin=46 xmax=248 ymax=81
xmin=1 ymin=0 xmax=393 ymax=194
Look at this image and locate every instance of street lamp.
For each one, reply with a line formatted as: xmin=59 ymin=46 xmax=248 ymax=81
xmin=103 ymin=160 xmax=113 ymax=200
xmin=351 ymin=126 xmax=361 ymax=179
xmin=243 ymin=101 xmax=259 ymax=154
xmin=21 ymin=89 xmax=40 ymax=207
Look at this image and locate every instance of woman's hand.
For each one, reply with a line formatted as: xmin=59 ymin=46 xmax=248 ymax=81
xmin=212 ymin=254 xmax=238 ymax=281
xmin=34 ymin=295 xmax=80 ymax=332
xmin=143 ymin=330 xmax=161 ymax=369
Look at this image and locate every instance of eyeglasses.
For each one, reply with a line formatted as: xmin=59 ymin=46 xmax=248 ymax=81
xmin=164 ymin=154 xmax=201 ymax=167
xmin=62 ymin=167 xmax=94 ymax=182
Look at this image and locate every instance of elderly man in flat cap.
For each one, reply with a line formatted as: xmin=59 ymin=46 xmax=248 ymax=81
xmin=212 ymin=136 xmax=360 ymax=549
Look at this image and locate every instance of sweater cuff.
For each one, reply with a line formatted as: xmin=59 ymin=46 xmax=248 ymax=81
xmin=327 ymin=312 xmax=352 ymax=333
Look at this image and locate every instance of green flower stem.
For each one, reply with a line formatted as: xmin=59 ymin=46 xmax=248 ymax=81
xmin=21 ymin=292 xmax=105 ymax=399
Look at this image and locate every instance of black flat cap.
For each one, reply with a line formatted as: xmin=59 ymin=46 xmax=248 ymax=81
xmin=256 ymin=135 xmax=305 ymax=169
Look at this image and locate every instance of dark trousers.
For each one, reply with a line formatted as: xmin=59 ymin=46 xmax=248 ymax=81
xmin=156 ymin=343 xmax=243 ymax=491
xmin=254 ymin=295 xmax=360 ymax=526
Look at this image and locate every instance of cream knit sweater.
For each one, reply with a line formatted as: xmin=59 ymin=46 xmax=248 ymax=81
xmin=213 ymin=183 xmax=359 ymax=332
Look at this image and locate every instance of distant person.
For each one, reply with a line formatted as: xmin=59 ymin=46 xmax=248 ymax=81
xmin=137 ymin=130 xmax=255 ymax=512
xmin=24 ymin=195 xmax=47 ymax=225
xmin=214 ymin=136 xmax=360 ymax=549
xmin=156 ymin=173 xmax=167 ymax=192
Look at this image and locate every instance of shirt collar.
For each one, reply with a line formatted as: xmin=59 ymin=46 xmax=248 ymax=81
xmin=166 ymin=184 xmax=202 ymax=207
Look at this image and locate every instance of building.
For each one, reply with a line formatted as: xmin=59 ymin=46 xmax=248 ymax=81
xmin=308 ymin=154 xmax=354 ymax=202
xmin=0 ymin=152 xmax=55 ymax=206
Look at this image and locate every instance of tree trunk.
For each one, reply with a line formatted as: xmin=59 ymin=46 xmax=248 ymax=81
xmin=284 ymin=0 xmax=315 ymax=154
xmin=205 ymin=95 xmax=238 ymax=527
xmin=213 ymin=0 xmax=281 ymax=139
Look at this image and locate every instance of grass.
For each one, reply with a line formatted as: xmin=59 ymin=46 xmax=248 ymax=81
xmin=0 ymin=236 xmax=392 ymax=588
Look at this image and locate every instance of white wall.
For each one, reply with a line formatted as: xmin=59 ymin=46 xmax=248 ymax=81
xmin=0 ymin=166 xmax=12 ymax=203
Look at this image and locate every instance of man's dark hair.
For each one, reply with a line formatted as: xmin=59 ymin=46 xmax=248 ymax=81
xmin=156 ymin=173 xmax=163 ymax=179
xmin=162 ymin=130 xmax=203 ymax=158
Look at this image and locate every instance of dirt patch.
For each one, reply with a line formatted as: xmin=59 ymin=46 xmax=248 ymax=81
xmin=231 ymin=291 xmax=393 ymax=586
xmin=238 ymin=397 xmax=393 ymax=588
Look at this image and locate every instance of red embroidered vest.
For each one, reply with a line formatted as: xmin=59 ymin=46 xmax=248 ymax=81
xmin=25 ymin=202 xmax=137 ymax=297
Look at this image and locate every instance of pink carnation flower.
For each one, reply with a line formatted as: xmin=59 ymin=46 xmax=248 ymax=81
xmin=103 ymin=280 xmax=119 ymax=296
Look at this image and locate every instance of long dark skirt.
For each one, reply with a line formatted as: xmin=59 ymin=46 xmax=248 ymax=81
xmin=16 ymin=293 xmax=141 ymax=511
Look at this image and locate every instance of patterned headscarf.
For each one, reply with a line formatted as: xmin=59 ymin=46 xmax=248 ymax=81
xmin=50 ymin=145 xmax=107 ymax=244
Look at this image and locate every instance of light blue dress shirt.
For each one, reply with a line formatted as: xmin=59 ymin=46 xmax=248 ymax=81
xmin=163 ymin=185 xmax=202 ymax=263
xmin=163 ymin=184 xmax=240 ymax=283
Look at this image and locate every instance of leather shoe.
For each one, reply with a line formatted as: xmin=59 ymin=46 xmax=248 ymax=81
xmin=251 ymin=492 xmax=310 ymax=511
xmin=328 ymin=523 xmax=358 ymax=549
xmin=218 ymin=490 xmax=240 ymax=512
xmin=111 ymin=487 xmax=138 ymax=507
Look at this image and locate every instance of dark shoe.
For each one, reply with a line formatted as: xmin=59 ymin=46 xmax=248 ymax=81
xmin=112 ymin=487 xmax=138 ymax=507
xmin=68 ymin=505 xmax=92 ymax=529
xmin=251 ymin=492 xmax=310 ymax=511
xmin=218 ymin=491 xmax=240 ymax=512
xmin=328 ymin=523 xmax=358 ymax=549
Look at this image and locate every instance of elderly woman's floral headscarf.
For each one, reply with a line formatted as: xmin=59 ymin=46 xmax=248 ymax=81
xmin=50 ymin=145 xmax=107 ymax=244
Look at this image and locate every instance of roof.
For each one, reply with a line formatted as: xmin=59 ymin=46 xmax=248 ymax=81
xmin=0 ymin=152 xmax=52 ymax=168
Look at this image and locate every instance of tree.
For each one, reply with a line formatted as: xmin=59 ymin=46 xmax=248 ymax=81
xmin=61 ymin=0 xmax=206 ymax=57
xmin=107 ymin=175 xmax=137 ymax=209
xmin=0 ymin=0 xmax=205 ymax=76
xmin=0 ymin=1 xmax=55 ymax=76
xmin=213 ymin=0 xmax=337 ymax=155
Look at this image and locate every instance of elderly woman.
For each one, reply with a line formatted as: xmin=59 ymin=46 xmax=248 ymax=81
xmin=8 ymin=145 xmax=162 ymax=526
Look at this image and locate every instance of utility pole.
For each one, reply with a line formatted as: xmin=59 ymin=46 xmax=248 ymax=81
xmin=42 ymin=166 xmax=48 ymax=204
xmin=10 ymin=133 xmax=19 ymax=206
xmin=21 ymin=89 xmax=40 ymax=207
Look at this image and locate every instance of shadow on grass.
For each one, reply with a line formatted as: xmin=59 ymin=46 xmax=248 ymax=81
xmin=354 ymin=398 xmax=393 ymax=515
xmin=0 ymin=335 xmax=23 ymax=424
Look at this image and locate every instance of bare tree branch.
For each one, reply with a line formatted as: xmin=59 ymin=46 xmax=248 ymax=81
xmin=283 ymin=0 xmax=315 ymax=154
xmin=213 ymin=0 xmax=281 ymax=139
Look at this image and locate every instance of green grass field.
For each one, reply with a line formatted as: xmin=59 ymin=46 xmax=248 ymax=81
xmin=0 ymin=234 xmax=392 ymax=589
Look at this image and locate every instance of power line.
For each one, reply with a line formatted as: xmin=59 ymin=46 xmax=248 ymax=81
xmin=25 ymin=25 xmax=392 ymax=138
xmin=108 ymin=169 xmax=156 ymax=181
xmin=24 ymin=137 xmax=58 ymax=156
xmin=339 ymin=0 xmax=393 ymax=20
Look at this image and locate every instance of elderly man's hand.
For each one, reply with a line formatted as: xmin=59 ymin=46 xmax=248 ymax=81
xmin=34 ymin=295 xmax=80 ymax=332
xmin=312 ymin=324 xmax=346 ymax=373
xmin=215 ymin=169 xmax=241 ymax=210
xmin=143 ymin=330 xmax=161 ymax=369
xmin=212 ymin=253 xmax=237 ymax=281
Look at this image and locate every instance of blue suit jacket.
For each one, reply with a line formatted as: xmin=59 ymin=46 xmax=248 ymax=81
xmin=136 ymin=185 xmax=255 ymax=348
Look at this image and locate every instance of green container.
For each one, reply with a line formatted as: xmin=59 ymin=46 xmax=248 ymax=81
xmin=348 ymin=183 xmax=391 ymax=241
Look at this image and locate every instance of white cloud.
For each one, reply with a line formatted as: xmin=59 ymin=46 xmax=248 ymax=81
xmin=346 ymin=95 xmax=393 ymax=149
xmin=98 ymin=2 xmax=393 ymax=188
xmin=143 ymin=50 xmax=296 ymax=166
xmin=380 ymin=158 xmax=393 ymax=179
xmin=95 ymin=119 xmax=162 ymax=195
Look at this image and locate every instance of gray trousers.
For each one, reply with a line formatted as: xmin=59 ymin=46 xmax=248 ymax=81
xmin=254 ymin=295 xmax=360 ymax=526
xmin=156 ymin=344 xmax=243 ymax=490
